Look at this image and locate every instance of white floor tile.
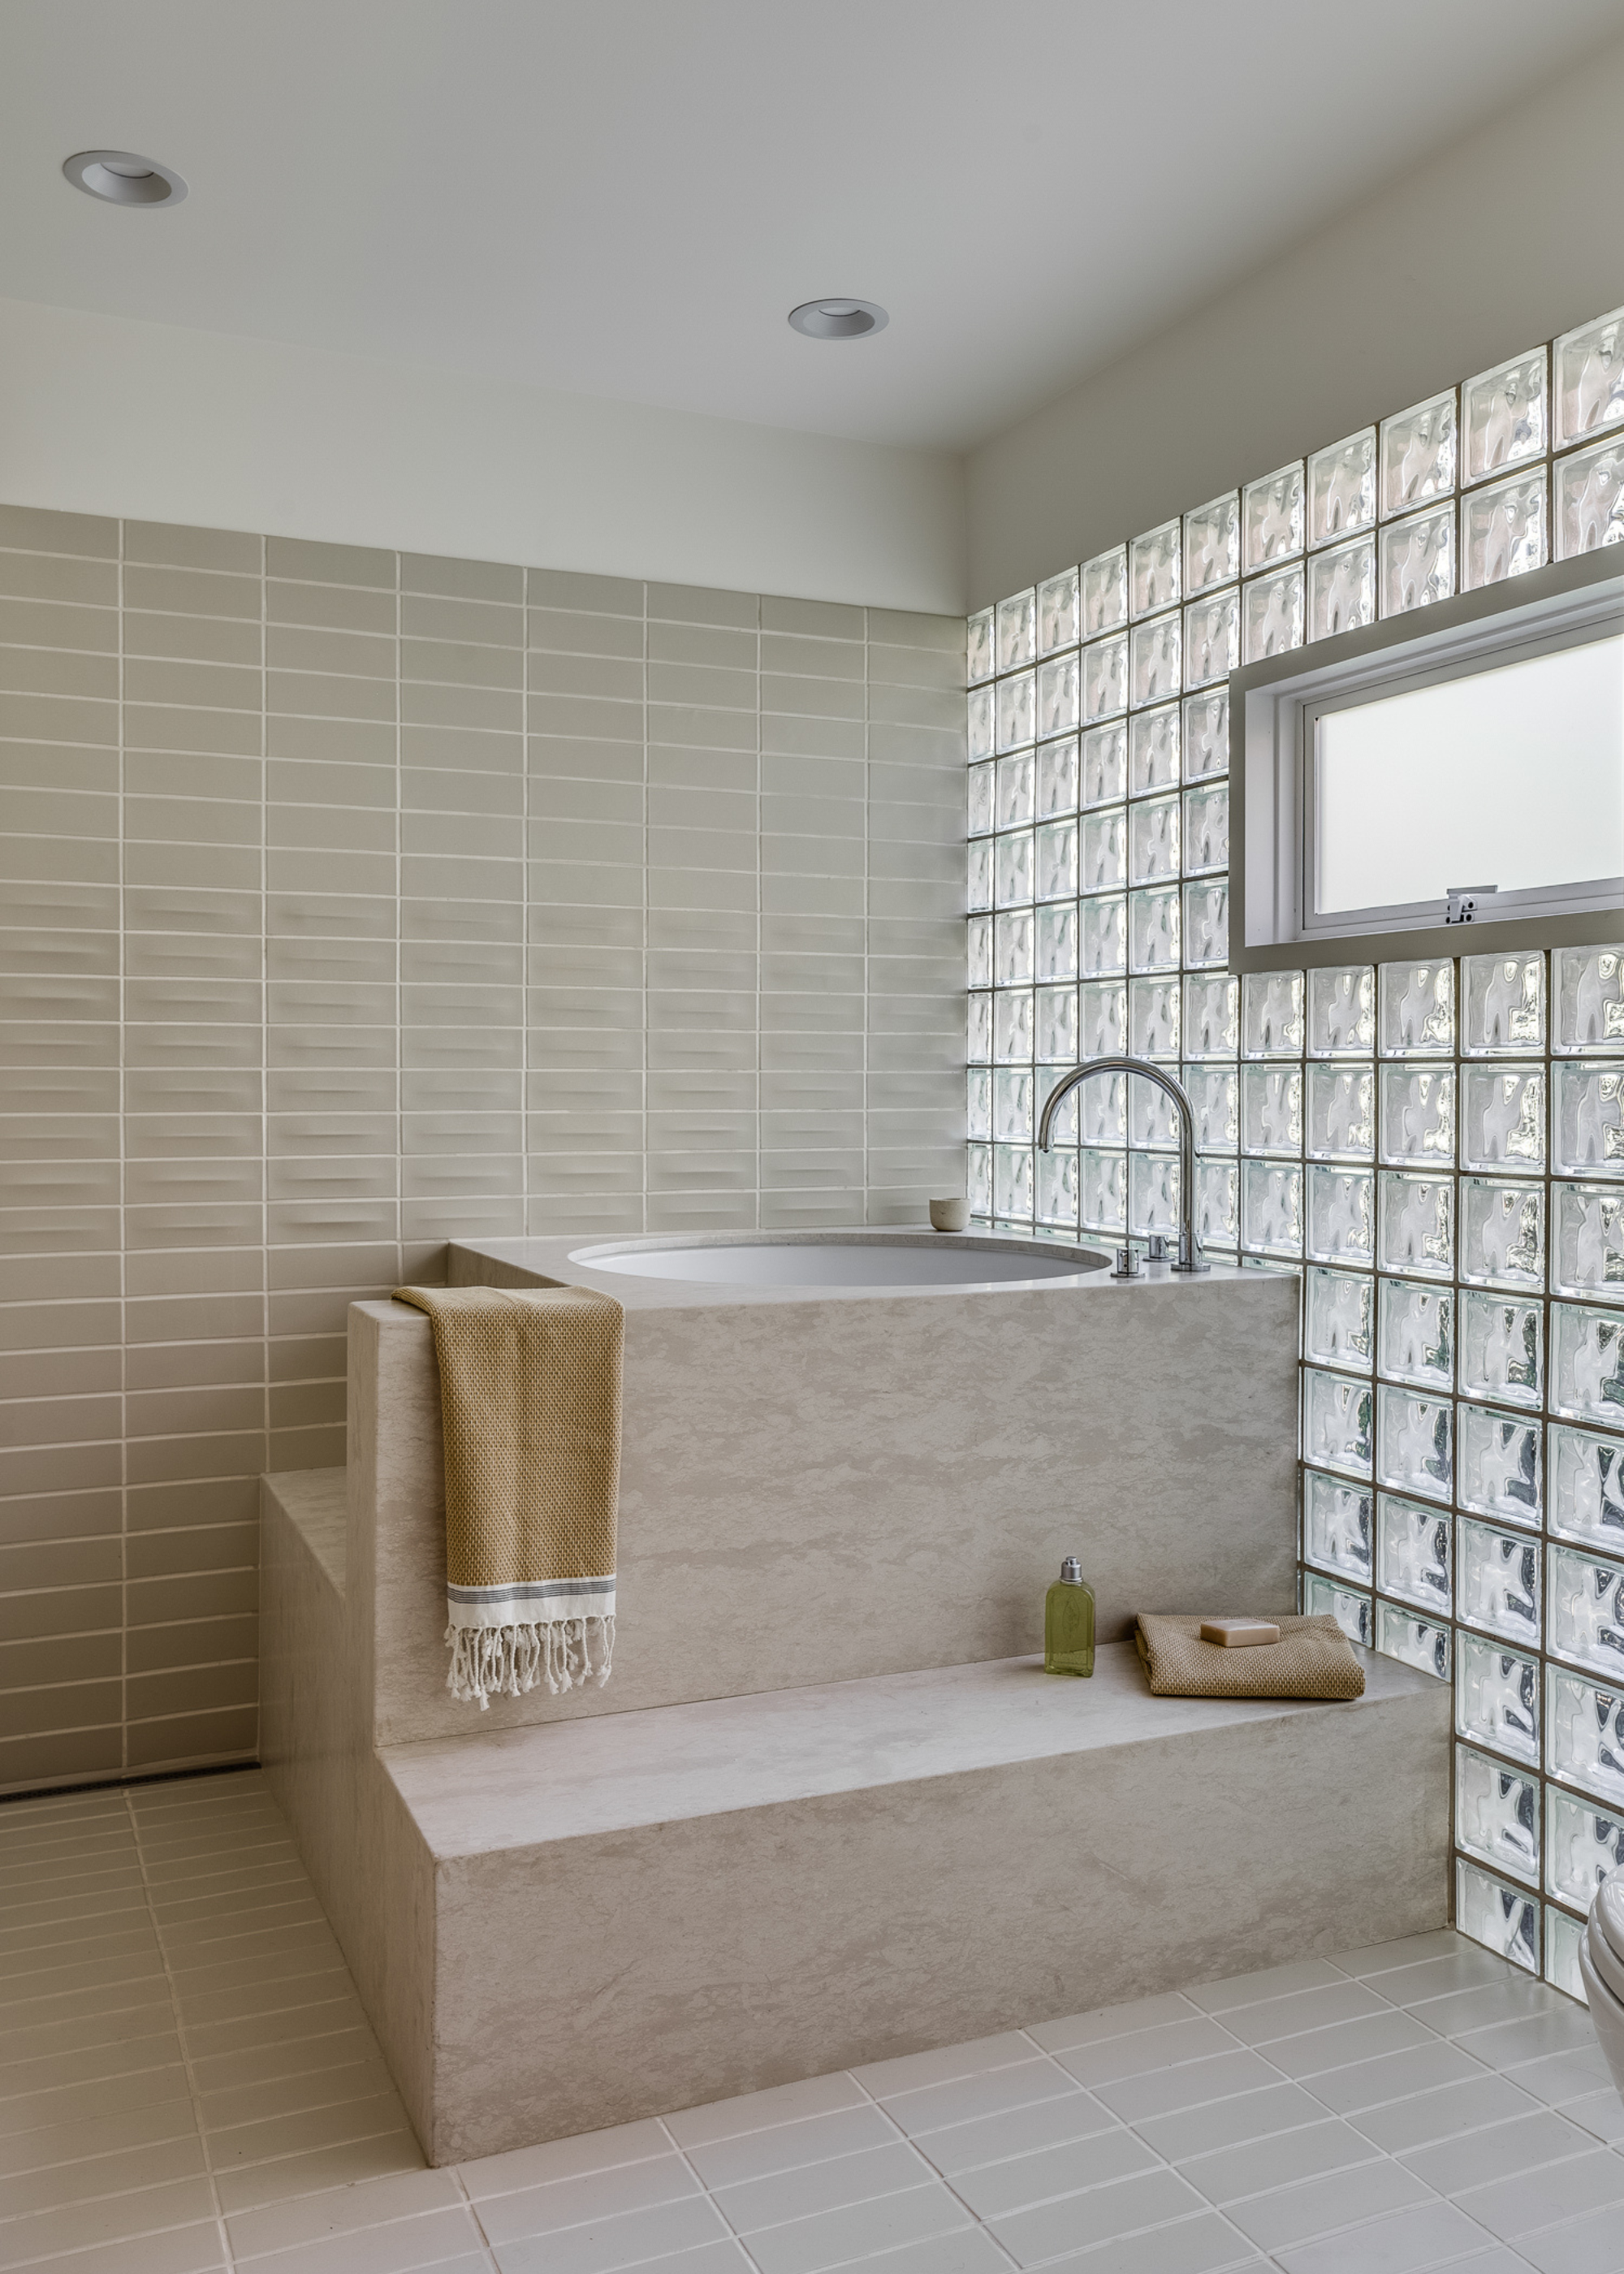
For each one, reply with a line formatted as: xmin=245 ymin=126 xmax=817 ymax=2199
xmin=1399 ymin=2107 xmax=1598 ymax=2197
xmin=1009 ymin=2204 xmax=1255 ymax=2272
xmin=1181 ymin=1958 xmax=1349 ymax=2013
xmin=1453 ymin=2146 xmax=1624 ymax=2241
xmin=1331 ymin=1932 xmax=1469 ymax=1977
xmin=1219 ymin=1979 xmax=1390 ymax=2047
xmin=948 ymin=2122 xmax=1155 ymax=2219
xmin=1349 ymin=2070 xmax=1538 ymax=2152
xmin=1271 ymin=2195 xmax=1503 ymax=2273
xmin=909 ymin=2085 xmax=1114 ymax=2177
xmin=1302 ymin=2037 xmax=1492 ymax=2117
xmin=1133 ymin=2080 xmax=1328 ymax=2163
xmin=662 ymin=2073 xmax=866 ymax=2151
xmin=1093 ymin=2049 xmax=1283 ymax=2124
xmin=1517 ymin=2197 xmax=1624 ymax=2274
xmin=740 ymin=2182 xmax=972 ymax=2274
xmin=985 ymin=2164 xmax=1207 ymax=2266
xmin=1262 ymin=2009 xmax=1436 ymax=2081
xmin=879 ymin=2055 xmax=1075 ymax=2138
xmin=1178 ymin=2115 xmax=1378 ymax=2207
xmin=709 ymin=2141 xmax=929 ymax=2234
xmin=1053 ymin=2017 xmax=1241 ymax=2090
xmin=1221 ymin=2158 xmax=1432 ymax=2252
xmin=1557 ymin=2086 xmax=1624 ymax=2145
xmin=682 ymin=2104 xmax=896 ymax=2191
xmin=849 ymin=2033 xmax=1034 ymax=2099
xmin=1026 ymin=1991 xmax=1203 ymax=2052
xmin=472 ymin=2153 xmax=702 ymax=2245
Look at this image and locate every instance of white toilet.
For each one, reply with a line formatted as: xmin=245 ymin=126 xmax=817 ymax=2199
xmin=1580 ymin=1870 xmax=1624 ymax=2096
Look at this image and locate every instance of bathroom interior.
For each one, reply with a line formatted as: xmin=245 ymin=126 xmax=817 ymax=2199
xmin=6 ymin=3 xmax=1624 ymax=2270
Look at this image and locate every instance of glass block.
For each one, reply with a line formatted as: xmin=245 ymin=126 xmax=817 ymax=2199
xmin=1459 ymin=1177 xmax=1544 ymax=1292
xmin=1304 ymin=1573 xmax=1371 ymax=1645
xmin=1034 ymin=902 xmax=1078 ymax=984
xmin=1556 ymin=948 xmax=1624 ymax=1055
xmin=1546 ymin=1906 xmax=1589 ymax=2006
xmin=1242 ymin=970 xmax=1305 ymax=1058
xmin=992 ymin=1067 xmax=1034 ymax=1141
xmin=1459 ymin=1065 xmax=1544 ymax=1175
xmin=968 ymin=683 xmax=994 ymax=762
xmin=1242 ymin=1066 xmax=1302 ymax=1159
xmin=1081 ymin=721 xmax=1128 ymax=808
xmin=1079 ymin=894 xmax=1127 ymax=979
xmin=1550 ymin=1420 xmax=1624 ymax=1552
xmin=1036 ymin=1144 xmax=1081 ymax=1230
xmin=1184 ymin=972 xmax=1238 ymax=1061
xmin=1555 ymin=304 xmax=1624 ymax=448
xmin=1462 ymin=470 xmax=1547 ymax=591
xmin=1381 ymin=391 xmax=1457 ymax=517
xmin=968 ymin=915 xmax=991 ymax=992
xmin=1128 ymin=794 xmax=1180 ymax=887
xmin=1556 ymin=432 xmax=1624 ymax=559
xmin=1036 ymin=736 xmax=1079 ymax=819
xmin=1377 ymin=1494 xmax=1451 ymax=1614
xmin=967 ymin=608 xmax=994 ymax=685
xmin=1037 ymin=1067 xmax=1080 ymax=1145
xmin=968 ymin=759 xmax=996 ymax=839
xmin=1129 ymin=975 xmax=1180 ymax=1061
xmin=1457 ymin=1403 xmax=1541 ymax=1528
xmin=1082 ymin=545 xmax=1128 ymax=638
xmin=1547 ymin=1785 xmax=1624 ymax=1909
xmin=1457 ymin=1633 xmax=1540 ymax=1767
xmin=1459 ymin=1516 xmax=1540 ymax=1648
xmin=1463 ymin=347 xmax=1547 ymax=484
xmin=1555 ymin=1182 xmax=1624 ymax=1305
xmin=1036 ymin=651 xmax=1080 ymax=740
xmin=1307 ymin=1065 xmax=1376 ymax=1161
xmin=996 ymin=749 xmax=1035 ymax=829
xmin=1129 ymin=613 xmax=1181 ymax=709
xmin=1554 ymin=1062 xmax=1624 ymax=1178
xmin=1305 ymin=1266 xmax=1375 ymax=1373
xmin=968 ymin=991 xmax=992 ymax=1065
xmin=1195 ymin=1156 xmax=1238 ymax=1248
xmin=1129 ymin=703 xmax=1180 ymax=795
xmin=1182 ymin=590 xmax=1239 ymax=689
xmin=1129 ymin=1070 xmax=1179 ymax=1151
xmin=1182 ymin=783 xmax=1228 ymax=877
xmin=1184 ymin=1063 xmax=1238 ymax=1151
xmin=995 ymin=829 xmax=1034 ymax=908
xmin=1082 ymin=633 xmax=1127 ymax=723
xmin=1378 ymin=1278 xmax=1453 ymax=1392
xmin=1376 ymin=1383 xmax=1452 ymax=1502
xmin=1377 ymin=1601 xmax=1451 ymax=1680
xmin=1129 ymin=521 xmax=1181 ymax=619
xmin=1379 ymin=962 xmax=1454 ymax=1057
xmin=1457 ymin=1744 xmax=1540 ymax=1885
xmin=1242 ymin=1161 xmax=1302 ymax=1258
xmin=1080 ymin=807 xmax=1126 ymax=895
xmin=1182 ymin=880 xmax=1229 ymax=970
xmin=1038 ymin=566 xmax=1080 ymax=656
xmin=996 ymin=668 xmax=1036 ymax=752
xmin=1078 ymin=979 xmax=1127 ymax=1061
xmin=1034 ymin=984 xmax=1078 ymax=1065
xmin=1306 ymin=1165 xmax=1375 ymax=1265
xmin=1548 ymin=1665 xmax=1624 ymax=1809
xmin=1307 ymin=534 xmax=1376 ymax=640
xmin=1128 ymin=886 xmax=1180 ymax=975
xmin=1456 ymin=1858 xmax=1540 ymax=1972
xmin=993 ymin=988 xmax=1033 ymax=1062
xmin=1243 ymin=460 xmax=1306 ymax=568
xmin=967 ymin=1066 xmax=991 ymax=1141
xmin=994 ymin=907 xmax=1034 ymax=986
xmin=1181 ymin=689 xmax=1229 ymax=780
xmin=996 ymin=588 xmax=1036 ymax=672
xmin=1034 ymin=817 xmax=1078 ymax=903
xmin=1379 ymin=506 xmax=1454 ymax=616
xmin=1304 ymin=1470 xmax=1373 ymax=1580
xmin=1129 ymin=1149 xmax=1179 ymax=1240
xmin=1459 ymin=1290 xmax=1543 ymax=1410
xmin=1078 ymin=1148 xmax=1127 ymax=1234
xmin=1552 ymin=1301 xmax=1624 ymax=1427
xmin=1551 ymin=1543 xmax=1624 ymax=1688
xmin=1463 ymin=952 xmax=1544 ymax=1056
xmin=993 ymin=1145 xmax=1034 ymax=1222
xmin=1241 ymin=564 xmax=1304 ymax=662
xmin=1304 ymin=1368 xmax=1373 ymax=1478
xmin=1309 ymin=429 xmax=1376 ymax=547
xmin=1184 ymin=492 xmax=1240 ymax=595
xmin=1378 ymin=1169 xmax=1453 ymax=1280
xmin=1308 ymin=966 xmax=1376 ymax=1059
xmin=967 ymin=1143 xmax=991 ymax=1219
xmin=1379 ymin=1066 xmax=1454 ymax=1167
xmin=968 ymin=836 xmax=993 ymax=913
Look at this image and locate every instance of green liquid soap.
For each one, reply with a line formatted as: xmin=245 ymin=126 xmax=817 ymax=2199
xmin=1044 ymin=1557 xmax=1095 ymax=1676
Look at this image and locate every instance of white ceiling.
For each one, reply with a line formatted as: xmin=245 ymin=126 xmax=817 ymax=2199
xmin=5 ymin=0 xmax=1624 ymax=456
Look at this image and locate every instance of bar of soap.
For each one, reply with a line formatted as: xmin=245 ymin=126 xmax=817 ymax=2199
xmin=1200 ymin=1618 xmax=1281 ymax=1649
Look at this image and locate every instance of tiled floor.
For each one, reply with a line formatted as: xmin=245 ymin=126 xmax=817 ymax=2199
xmin=3 ymin=1773 xmax=1622 ymax=2274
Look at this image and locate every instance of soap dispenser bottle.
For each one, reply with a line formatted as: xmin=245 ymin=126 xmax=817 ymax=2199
xmin=1044 ymin=1557 xmax=1095 ymax=1676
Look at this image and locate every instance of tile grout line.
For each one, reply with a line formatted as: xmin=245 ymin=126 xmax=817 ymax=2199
xmin=843 ymin=2060 xmax=1024 ymax=2269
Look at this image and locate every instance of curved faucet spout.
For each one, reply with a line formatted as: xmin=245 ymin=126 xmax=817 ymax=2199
xmin=1037 ymin=1055 xmax=1210 ymax=1273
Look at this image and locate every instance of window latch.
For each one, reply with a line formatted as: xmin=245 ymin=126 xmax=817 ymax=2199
xmin=1445 ymin=884 xmax=1498 ymax=925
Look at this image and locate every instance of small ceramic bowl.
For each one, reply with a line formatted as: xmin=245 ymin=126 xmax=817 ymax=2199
xmin=929 ymin=1197 xmax=970 ymax=1232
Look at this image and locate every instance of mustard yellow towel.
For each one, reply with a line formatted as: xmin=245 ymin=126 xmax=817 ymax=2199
xmin=394 ymin=1283 xmax=624 ymax=1710
xmin=1137 ymin=1613 xmax=1365 ymax=1700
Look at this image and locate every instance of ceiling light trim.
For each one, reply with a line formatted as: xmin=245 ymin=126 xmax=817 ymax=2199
xmin=788 ymin=299 xmax=888 ymax=340
xmin=63 ymin=150 xmax=188 ymax=208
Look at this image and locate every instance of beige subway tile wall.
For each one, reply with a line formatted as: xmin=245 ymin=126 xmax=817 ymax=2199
xmin=0 ymin=506 xmax=966 ymax=1796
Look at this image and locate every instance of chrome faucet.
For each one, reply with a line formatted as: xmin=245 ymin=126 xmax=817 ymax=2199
xmin=1037 ymin=1057 xmax=1210 ymax=1273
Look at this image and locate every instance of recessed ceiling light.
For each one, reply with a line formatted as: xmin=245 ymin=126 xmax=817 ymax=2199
xmin=788 ymin=299 xmax=888 ymax=339
xmin=63 ymin=150 xmax=188 ymax=207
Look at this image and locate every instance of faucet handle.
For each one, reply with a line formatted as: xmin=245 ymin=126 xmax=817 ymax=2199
xmin=1146 ymin=1234 xmax=1170 ymax=1263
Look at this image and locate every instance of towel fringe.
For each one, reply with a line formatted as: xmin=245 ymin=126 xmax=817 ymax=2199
xmin=444 ymin=1615 xmax=615 ymax=1710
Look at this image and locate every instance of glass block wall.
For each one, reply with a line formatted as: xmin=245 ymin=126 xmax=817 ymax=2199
xmin=967 ymin=303 xmax=1624 ymax=1999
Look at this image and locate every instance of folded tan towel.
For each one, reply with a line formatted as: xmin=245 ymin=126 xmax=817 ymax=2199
xmin=395 ymin=1283 xmax=624 ymax=1710
xmin=1136 ymin=1613 xmax=1365 ymax=1700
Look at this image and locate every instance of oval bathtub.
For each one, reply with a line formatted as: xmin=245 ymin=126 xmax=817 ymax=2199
xmin=566 ymin=1230 xmax=1110 ymax=1290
